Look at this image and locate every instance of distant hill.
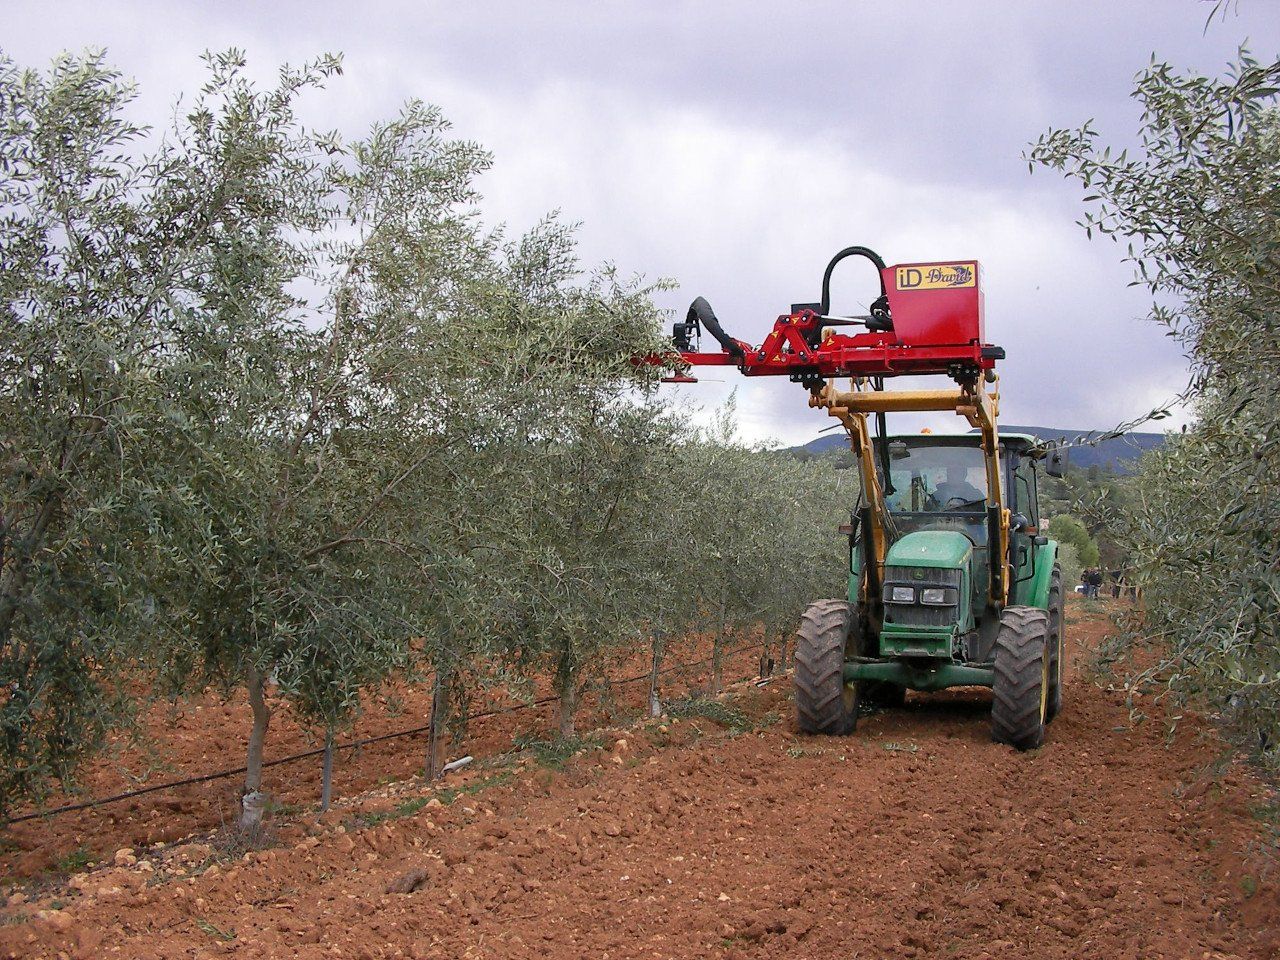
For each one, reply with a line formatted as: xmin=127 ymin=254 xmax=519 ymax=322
xmin=793 ymin=424 xmax=1166 ymax=472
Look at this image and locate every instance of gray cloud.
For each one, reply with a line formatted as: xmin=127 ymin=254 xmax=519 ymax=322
xmin=7 ymin=0 xmax=1275 ymax=445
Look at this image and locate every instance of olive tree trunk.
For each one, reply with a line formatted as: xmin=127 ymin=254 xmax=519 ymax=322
xmin=426 ymin=669 xmax=451 ymax=780
xmin=240 ymin=661 xmax=272 ymax=832
xmin=648 ymin=633 xmax=665 ymax=718
xmin=558 ymin=685 xmax=577 ymax=739
xmin=711 ymin=592 xmax=727 ymax=695
xmin=554 ymin=646 xmax=578 ymax=738
xmin=319 ymin=727 xmax=335 ymax=812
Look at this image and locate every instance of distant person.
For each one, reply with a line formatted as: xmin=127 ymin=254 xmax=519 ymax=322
xmin=932 ymin=466 xmax=983 ymax=508
xmin=1084 ymin=568 xmax=1102 ymax=598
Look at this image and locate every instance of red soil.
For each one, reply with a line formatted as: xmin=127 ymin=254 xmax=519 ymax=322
xmin=1 ymin=637 xmax=761 ymax=880
xmin=2 ymin=599 xmax=1277 ymax=959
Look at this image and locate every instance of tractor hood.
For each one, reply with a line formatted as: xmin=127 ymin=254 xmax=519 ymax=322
xmin=885 ymin=529 xmax=973 ymax=569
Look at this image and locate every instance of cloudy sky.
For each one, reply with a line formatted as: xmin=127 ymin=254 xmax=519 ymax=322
xmin=8 ymin=1 xmax=1278 ymax=445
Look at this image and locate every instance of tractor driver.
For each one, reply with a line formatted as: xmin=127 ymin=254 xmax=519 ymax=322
xmin=931 ymin=466 xmax=984 ymax=509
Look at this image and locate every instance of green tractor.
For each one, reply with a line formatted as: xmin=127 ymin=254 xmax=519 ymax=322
xmin=655 ymin=245 xmax=1065 ymax=748
xmin=794 ymin=429 xmax=1066 ymax=750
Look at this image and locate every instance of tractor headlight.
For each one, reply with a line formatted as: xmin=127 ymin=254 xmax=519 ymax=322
xmin=920 ymin=587 xmax=956 ymax=606
xmin=889 ymin=586 xmax=915 ymax=604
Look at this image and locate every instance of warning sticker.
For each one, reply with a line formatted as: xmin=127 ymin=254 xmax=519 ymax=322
xmin=895 ymin=263 xmax=976 ymax=291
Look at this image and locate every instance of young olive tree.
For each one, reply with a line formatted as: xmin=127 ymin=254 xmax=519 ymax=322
xmin=393 ymin=223 xmax=649 ymax=773
xmin=141 ymin=51 xmax=505 ymax=827
xmin=624 ymin=428 xmax=705 ymax=717
xmin=0 ymin=51 xmax=207 ymax=813
xmin=1029 ymin=51 xmax=1280 ymax=768
xmin=659 ymin=401 xmax=847 ymax=695
xmin=748 ymin=450 xmax=847 ymax=673
xmin=481 ymin=246 xmax=673 ymax=738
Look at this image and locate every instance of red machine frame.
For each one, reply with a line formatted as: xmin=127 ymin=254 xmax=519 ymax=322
xmin=659 ymin=256 xmax=1002 ymax=383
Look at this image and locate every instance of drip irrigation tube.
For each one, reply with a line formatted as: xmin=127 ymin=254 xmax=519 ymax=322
xmin=3 ymin=641 xmax=769 ymax=827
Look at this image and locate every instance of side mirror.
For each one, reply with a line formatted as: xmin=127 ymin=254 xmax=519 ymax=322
xmin=1046 ymin=447 xmax=1067 ymax=479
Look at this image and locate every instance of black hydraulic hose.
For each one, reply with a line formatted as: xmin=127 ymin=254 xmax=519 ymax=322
xmin=820 ymin=246 xmax=888 ymax=316
xmin=877 ymin=411 xmax=894 ymax=496
xmin=873 ymin=376 xmax=894 ymax=497
xmin=687 ymin=297 xmax=744 ymax=358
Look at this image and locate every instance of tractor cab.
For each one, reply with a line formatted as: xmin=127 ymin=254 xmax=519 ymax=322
xmin=851 ymin=432 xmax=1056 ymax=676
xmin=872 ymin=431 xmax=1049 ymax=598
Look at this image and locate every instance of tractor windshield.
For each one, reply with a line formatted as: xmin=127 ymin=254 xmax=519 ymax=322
xmin=875 ymin=440 xmax=988 ymax=513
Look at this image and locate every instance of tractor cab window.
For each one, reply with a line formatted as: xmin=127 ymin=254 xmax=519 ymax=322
xmin=876 ymin=441 xmax=989 ymax=514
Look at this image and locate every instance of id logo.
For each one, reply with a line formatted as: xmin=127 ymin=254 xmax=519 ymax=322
xmin=896 ymin=263 xmax=976 ymax=290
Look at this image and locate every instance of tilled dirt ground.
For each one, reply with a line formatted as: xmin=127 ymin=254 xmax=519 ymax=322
xmin=0 ymin=638 xmax=763 ymax=880
xmin=2 ymin=601 xmax=1277 ymax=959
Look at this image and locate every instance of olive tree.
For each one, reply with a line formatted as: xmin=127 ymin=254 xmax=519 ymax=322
xmin=0 ymin=51 xmax=210 ymax=813
xmin=144 ymin=53 xmax=646 ymax=826
xmin=486 ymin=262 xmax=674 ymax=738
xmin=1029 ymin=50 xmax=1280 ymax=768
xmin=750 ymin=450 xmax=847 ymax=673
xmin=396 ymin=222 xmax=677 ymax=769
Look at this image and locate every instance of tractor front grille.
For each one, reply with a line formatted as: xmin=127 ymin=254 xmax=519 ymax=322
xmin=883 ymin=566 xmax=962 ymax=628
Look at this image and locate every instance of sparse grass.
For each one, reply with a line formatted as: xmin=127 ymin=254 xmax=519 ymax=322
xmin=881 ymin=740 xmax=919 ymax=753
xmin=666 ymin=696 xmax=770 ymax=735
xmin=54 ymin=846 xmax=93 ymax=875
xmin=266 ymin=799 xmax=306 ymax=818
xmin=207 ymin=821 xmax=276 ymax=863
xmin=351 ymin=772 xmax=515 ymax=829
xmin=436 ymin=771 xmax=513 ymax=806
xmin=195 ymin=917 xmax=236 ymax=941
xmin=512 ymin=732 xmax=602 ymax=769
xmin=1244 ymin=801 xmax=1280 ymax=866
xmin=1241 ymin=874 xmax=1258 ymax=898
xmin=786 ymin=746 xmax=825 ymax=759
xmin=1248 ymin=801 xmax=1280 ymax=827
xmin=120 ymin=758 xmax=179 ymax=785
xmin=354 ymin=796 xmax=432 ymax=828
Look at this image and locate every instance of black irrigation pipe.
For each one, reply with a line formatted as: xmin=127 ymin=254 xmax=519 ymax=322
xmin=3 ymin=640 xmax=770 ymax=827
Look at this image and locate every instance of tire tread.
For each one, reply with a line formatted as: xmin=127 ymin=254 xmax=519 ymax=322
xmin=991 ymin=606 xmax=1049 ymax=750
xmin=794 ymin=599 xmax=856 ymax=735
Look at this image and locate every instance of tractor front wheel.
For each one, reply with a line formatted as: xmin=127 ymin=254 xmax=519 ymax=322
xmin=794 ymin=599 xmax=857 ymax=735
xmin=990 ymin=606 xmax=1050 ymax=751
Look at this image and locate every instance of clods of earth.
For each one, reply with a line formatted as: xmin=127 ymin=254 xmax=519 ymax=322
xmin=2 ymin=601 xmax=1277 ymax=959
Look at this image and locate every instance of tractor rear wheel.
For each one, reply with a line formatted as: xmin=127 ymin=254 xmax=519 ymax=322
xmin=794 ymin=599 xmax=857 ymax=735
xmin=1045 ymin=563 xmax=1065 ymax=722
xmin=991 ymin=606 xmax=1050 ymax=750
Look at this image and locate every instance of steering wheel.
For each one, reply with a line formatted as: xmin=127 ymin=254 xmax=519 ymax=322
xmin=944 ymin=496 xmax=971 ymax=509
